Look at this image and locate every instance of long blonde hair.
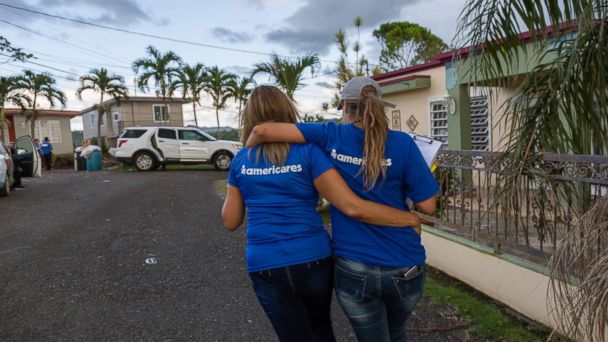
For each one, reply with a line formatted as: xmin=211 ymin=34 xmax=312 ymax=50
xmin=346 ymin=85 xmax=389 ymax=190
xmin=241 ymin=85 xmax=300 ymax=165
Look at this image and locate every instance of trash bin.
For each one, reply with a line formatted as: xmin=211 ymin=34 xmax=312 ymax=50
xmin=74 ymin=151 xmax=87 ymax=171
xmin=86 ymin=150 xmax=102 ymax=171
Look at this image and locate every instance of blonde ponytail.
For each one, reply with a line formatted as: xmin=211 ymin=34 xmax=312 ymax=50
xmin=348 ymin=85 xmax=389 ymax=190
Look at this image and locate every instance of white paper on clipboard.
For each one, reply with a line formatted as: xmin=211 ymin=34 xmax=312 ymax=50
xmin=407 ymin=132 xmax=443 ymax=167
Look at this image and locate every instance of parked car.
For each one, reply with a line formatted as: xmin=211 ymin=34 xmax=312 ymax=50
xmin=0 ymin=142 xmax=14 ymax=196
xmin=0 ymin=136 xmax=42 ymax=197
xmin=110 ymin=126 xmax=242 ymax=171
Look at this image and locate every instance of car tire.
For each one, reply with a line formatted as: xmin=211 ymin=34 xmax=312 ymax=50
xmin=0 ymin=174 xmax=9 ymax=197
xmin=214 ymin=151 xmax=232 ymax=171
xmin=133 ymin=152 xmax=157 ymax=171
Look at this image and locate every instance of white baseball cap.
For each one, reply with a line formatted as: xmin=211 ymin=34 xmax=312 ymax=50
xmin=337 ymin=76 xmax=396 ymax=110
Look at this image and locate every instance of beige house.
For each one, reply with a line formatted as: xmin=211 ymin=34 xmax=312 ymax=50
xmin=79 ymin=96 xmax=189 ymax=145
xmin=2 ymin=108 xmax=78 ymax=154
xmin=372 ymin=54 xmax=511 ymax=152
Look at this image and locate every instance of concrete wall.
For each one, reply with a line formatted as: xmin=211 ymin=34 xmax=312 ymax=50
xmin=82 ymin=101 xmax=185 ymax=141
xmin=421 ymin=226 xmax=607 ymax=341
xmin=12 ymin=115 xmax=74 ymax=154
xmin=381 ymin=66 xmax=447 ymax=136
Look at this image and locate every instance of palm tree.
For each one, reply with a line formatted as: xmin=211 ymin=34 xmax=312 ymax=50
xmin=203 ymin=66 xmax=236 ymax=139
xmin=0 ymin=76 xmax=31 ymax=143
xmin=251 ymin=53 xmax=319 ymax=100
xmin=454 ymin=1 xmax=607 ymax=339
xmin=17 ymin=70 xmax=66 ymax=137
xmin=171 ymin=63 xmax=207 ymax=128
xmin=227 ymin=76 xmax=255 ymax=137
xmin=76 ymin=68 xmax=129 ymax=145
xmin=132 ymin=46 xmax=182 ymax=123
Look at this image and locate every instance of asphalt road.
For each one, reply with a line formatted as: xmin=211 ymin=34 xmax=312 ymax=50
xmin=0 ymin=170 xmax=358 ymax=341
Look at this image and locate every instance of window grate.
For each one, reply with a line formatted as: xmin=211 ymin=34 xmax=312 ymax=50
xmin=430 ymin=100 xmax=448 ymax=145
xmin=470 ymin=95 xmax=490 ymax=151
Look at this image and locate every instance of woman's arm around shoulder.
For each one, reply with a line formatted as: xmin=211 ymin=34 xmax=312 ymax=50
xmin=246 ymin=123 xmax=305 ymax=147
xmin=314 ymin=169 xmax=421 ymax=234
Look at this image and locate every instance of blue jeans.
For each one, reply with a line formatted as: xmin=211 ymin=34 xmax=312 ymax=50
xmin=334 ymin=257 xmax=425 ymax=342
xmin=249 ymin=256 xmax=336 ymax=342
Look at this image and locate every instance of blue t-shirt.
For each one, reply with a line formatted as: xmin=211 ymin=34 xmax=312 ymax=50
xmin=228 ymin=143 xmax=334 ymax=272
xmin=41 ymin=141 xmax=53 ymax=155
xmin=296 ymin=122 xmax=439 ymax=267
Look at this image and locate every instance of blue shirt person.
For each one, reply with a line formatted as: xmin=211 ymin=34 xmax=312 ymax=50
xmin=41 ymin=137 xmax=53 ymax=171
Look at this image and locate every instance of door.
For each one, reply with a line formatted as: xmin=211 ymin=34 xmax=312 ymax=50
xmin=156 ymin=128 xmax=180 ymax=160
xmin=15 ymin=136 xmax=41 ymax=177
xmin=178 ymin=129 xmax=211 ymax=161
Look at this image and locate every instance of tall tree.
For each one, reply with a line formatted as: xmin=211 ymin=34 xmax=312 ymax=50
xmin=171 ymin=63 xmax=207 ymax=127
xmin=0 ymin=36 xmax=32 ymax=64
xmin=76 ymin=68 xmax=129 ymax=145
xmin=132 ymin=46 xmax=182 ymax=123
xmin=0 ymin=76 xmax=31 ymax=143
xmin=227 ymin=76 xmax=255 ymax=138
xmin=454 ymin=1 xmax=607 ymax=339
xmin=251 ymin=53 xmax=319 ymax=100
xmin=204 ymin=66 xmax=236 ymax=139
xmin=373 ymin=21 xmax=448 ymax=70
xmin=17 ymin=71 xmax=66 ymax=137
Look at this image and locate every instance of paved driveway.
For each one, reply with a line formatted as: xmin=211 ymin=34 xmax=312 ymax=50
xmin=0 ymin=170 xmax=360 ymax=341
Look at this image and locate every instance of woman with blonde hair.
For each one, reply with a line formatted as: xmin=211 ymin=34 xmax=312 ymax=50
xmin=222 ymin=85 xmax=424 ymax=342
xmin=246 ymin=77 xmax=439 ymax=341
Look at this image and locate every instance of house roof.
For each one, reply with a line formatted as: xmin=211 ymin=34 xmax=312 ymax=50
xmin=79 ymin=96 xmax=192 ymax=115
xmin=372 ymin=21 xmax=579 ymax=82
xmin=4 ymin=108 xmax=80 ymax=117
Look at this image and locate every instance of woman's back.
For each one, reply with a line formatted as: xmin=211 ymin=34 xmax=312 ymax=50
xmin=228 ymin=143 xmax=334 ymax=272
xmin=296 ymin=122 xmax=439 ymax=267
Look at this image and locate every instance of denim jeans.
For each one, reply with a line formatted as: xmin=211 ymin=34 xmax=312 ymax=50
xmin=249 ymin=256 xmax=336 ymax=342
xmin=334 ymin=257 xmax=425 ymax=342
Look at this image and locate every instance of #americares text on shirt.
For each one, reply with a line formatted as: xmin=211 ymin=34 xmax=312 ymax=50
xmin=330 ymin=149 xmax=392 ymax=167
xmin=241 ymin=164 xmax=304 ymax=176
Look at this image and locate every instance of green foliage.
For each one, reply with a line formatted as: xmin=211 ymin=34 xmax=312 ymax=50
xmin=0 ymin=36 xmax=33 ymax=64
xmin=251 ymin=53 xmax=319 ymax=100
xmin=227 ymin=76 xmax=255 ymax=137
xmin=373 ymin=21 xmax=448 ymax=70
xmin=303 ymin=113 xmax=326 ymax=122
xmin=171 ymin=63 xmax=207 ymax=127
xmin=76 ymin=68 xmax=128 ymax=144
xmin=204 ymin=66 xmax=237 ymax=139
xmin=425 ymin=273 xmax=548 ymax=341
xmin=17 ymin=70 xmax=66 ymax=137
xmin=0 ymin=76 xmax=31 ymax=143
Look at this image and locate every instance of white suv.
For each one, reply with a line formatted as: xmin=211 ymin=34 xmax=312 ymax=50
xmin=111 ymin=126 xmax=242 ymax=171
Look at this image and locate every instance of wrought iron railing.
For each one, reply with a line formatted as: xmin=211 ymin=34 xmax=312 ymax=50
xmin=426 ymin=150 xmax=608 ymax=263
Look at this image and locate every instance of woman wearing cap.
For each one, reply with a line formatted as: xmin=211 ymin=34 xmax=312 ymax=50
xmin=246 ymin=77 xmax=439 ymax=341
xmin=222 ymin=85 xmax=427 ymax=342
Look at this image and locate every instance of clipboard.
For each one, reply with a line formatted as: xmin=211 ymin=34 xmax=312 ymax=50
xmin=407 ymin=132 xmax=443 ymax=168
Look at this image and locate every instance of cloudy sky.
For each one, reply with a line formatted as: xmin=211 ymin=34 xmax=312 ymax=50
xmin=0 ymin=0 xmax=466 ymax=130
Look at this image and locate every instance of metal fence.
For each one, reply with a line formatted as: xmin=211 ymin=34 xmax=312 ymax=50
xmin=426 ymin=150 xmax=608 ymax=263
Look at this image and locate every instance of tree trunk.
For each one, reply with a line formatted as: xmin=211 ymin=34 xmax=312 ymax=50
xmin=97 ymin=94 xmax=104 ymax=146
xmin=29 ymin=96 xmax=37 ymax=138
xmin=105 ymin=105 xmax=114 ymax=139
xmin=0 ymin=108 xmax=5 ymax=144
xmin=193 ymin=101 xmax=198 ymax=127
xmin=215 ymin=107 xmax=221 ymax=140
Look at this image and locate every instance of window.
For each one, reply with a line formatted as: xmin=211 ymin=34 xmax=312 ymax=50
xmin=112 ymin=111 xmax=120 ymax=122
xmin=158 ymin=128 xmax=177 ymax=140
xmin=89 ymin=113 xmax=96 ymax=129
xmin=470 ymin=95 xmax=490 ymax=151
xmin=430 ymin=101 xmax=448 ymax=145
xmin=178 ymin=129 xmax=207 ymax=141
xmin=153 ymin=104 xmax=169 ymax=122
xmin=120 ymin=129 xmax=147 ymax=139
xmin=35 ymin=120 xmax=62 ymax=144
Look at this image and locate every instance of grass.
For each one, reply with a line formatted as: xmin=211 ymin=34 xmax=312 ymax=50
xmin=424 ymin=268 xmax=551 ymax=341
xmin=118 ymin=163 xmax=216 ymax=172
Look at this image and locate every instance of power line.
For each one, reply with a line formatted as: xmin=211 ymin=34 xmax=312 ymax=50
xmin=0 ymin=2 xmax=339 ymax=64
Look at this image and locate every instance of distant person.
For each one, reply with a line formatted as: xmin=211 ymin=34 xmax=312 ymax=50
xmin=221 ymin=85 xmax=422 ymax=342
xmin=34 ymin=138 xmax=42 ymax=156
xmin=247 ymin=77 xmax=439 ymax=341
xmin=41 ymin=137 xmax=53 ymax=171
